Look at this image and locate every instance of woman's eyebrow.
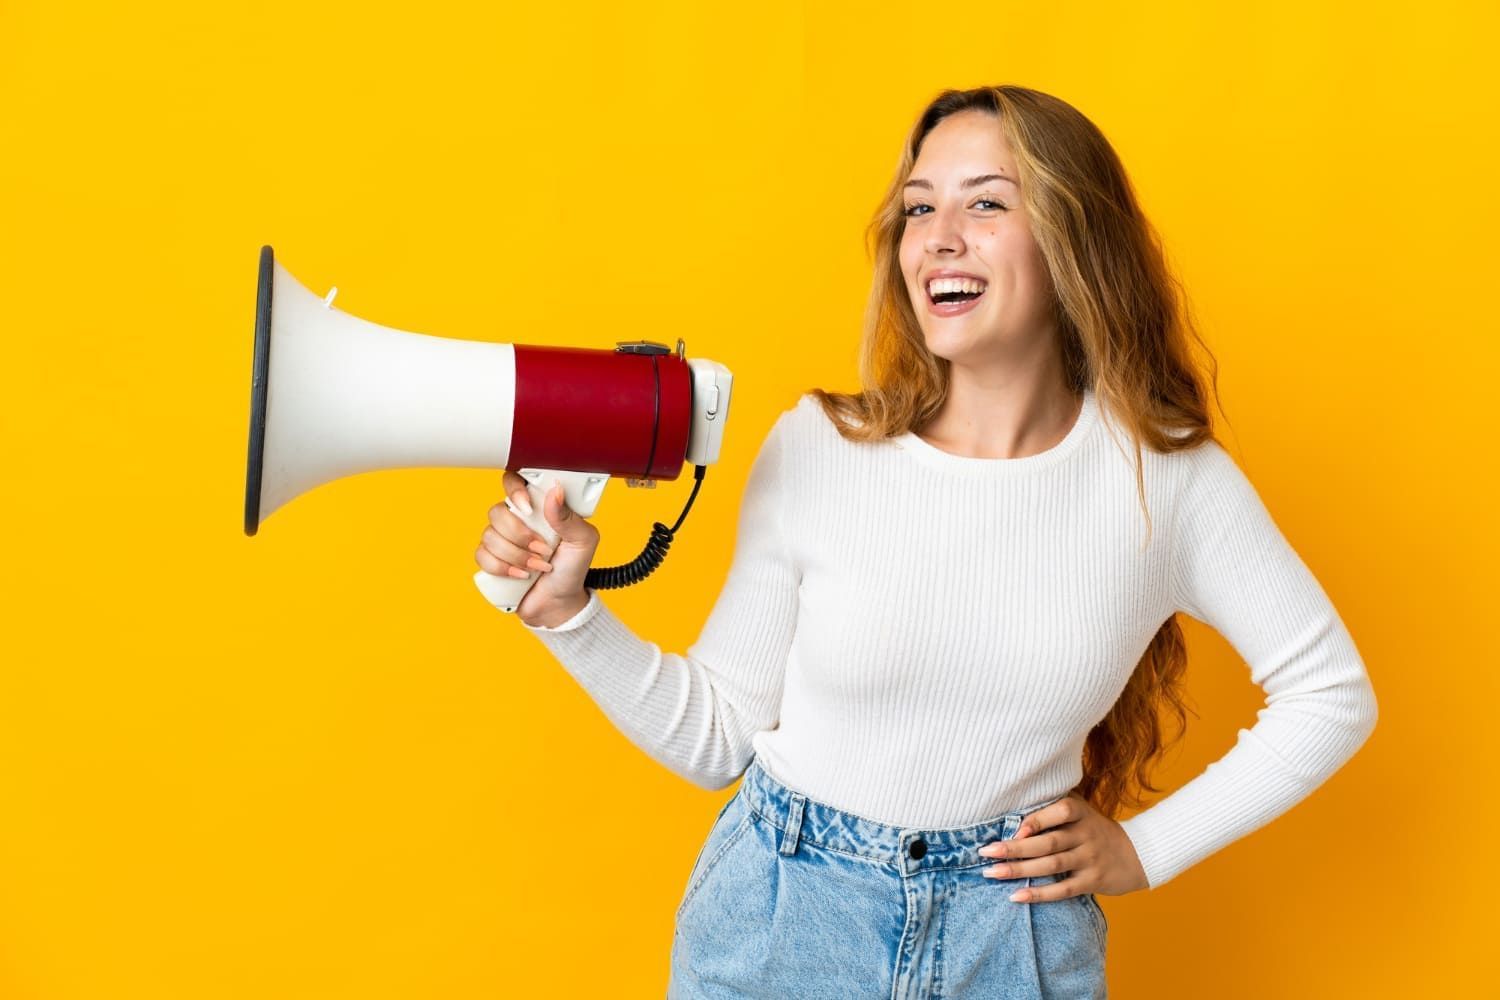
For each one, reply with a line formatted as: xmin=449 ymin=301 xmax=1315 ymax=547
xmin=903 ymin=174 xmax=1018 ymax=190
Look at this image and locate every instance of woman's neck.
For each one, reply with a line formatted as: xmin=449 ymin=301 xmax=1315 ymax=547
xmin=916 ymin=370 xmax=1082 ymax=461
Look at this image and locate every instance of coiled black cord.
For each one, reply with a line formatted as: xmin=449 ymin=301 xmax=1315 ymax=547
xmin=584 ymin=465 xmax=708 ymax=590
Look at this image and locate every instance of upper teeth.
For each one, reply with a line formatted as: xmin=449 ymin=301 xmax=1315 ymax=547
xmin=928 ymin=277 xmax=986 ymax=296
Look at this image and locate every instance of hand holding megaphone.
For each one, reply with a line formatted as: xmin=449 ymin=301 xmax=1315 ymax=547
xmin=475 ymin=471 xmax=600 ymax=625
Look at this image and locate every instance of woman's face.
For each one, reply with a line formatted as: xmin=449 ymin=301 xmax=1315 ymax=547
xmin=898 ymin=110 xmax=1056 ymax=368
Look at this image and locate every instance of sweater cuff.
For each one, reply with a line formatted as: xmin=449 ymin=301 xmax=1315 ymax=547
xmin=522 ymin=589 xmax=600 ymax=633
xmin=1115 ymin=726 xmax=1313 ymax=890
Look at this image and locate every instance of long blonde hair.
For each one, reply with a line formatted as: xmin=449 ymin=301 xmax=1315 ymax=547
xmin=808 ymin=84 xmax=1230 ymax=820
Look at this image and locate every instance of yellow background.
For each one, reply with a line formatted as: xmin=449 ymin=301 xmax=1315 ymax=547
xmin=2 ymin=1 xmax=1494 ymax=996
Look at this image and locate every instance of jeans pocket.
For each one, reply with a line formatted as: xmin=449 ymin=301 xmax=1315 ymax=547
xmin=676 ymin=799 xmax=753 ymax=923
xmin=680 ymin=792 xmax=737 ymax=883
xmin=1081 ymin=892 xmax=1109 ymax=948
xmin=1030 ymin=871 xmax=1107 ymax=952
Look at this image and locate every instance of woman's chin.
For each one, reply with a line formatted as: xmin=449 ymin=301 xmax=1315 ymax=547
xmin=920 ymin=318 xmax=1040 ymax=366
xmin=921 ymin=328 xmax=982 ymax=360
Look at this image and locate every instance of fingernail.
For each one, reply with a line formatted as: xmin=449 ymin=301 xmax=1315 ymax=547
xmin=1010 ymin=890 xmax=1027 ymax=902
xmin=516 ymin=494 xmax=533 ymax=516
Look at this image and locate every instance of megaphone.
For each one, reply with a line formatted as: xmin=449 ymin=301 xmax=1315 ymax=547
xmin=243 ymin=245 xmax=735 ymax=613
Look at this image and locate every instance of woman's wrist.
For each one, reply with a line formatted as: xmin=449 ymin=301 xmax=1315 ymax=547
xmin=522 ymin=590 xmax=591 ymax=629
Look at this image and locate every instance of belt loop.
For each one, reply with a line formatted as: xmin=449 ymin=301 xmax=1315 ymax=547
xmin=779 ymin=792 xmax=806 ymax=856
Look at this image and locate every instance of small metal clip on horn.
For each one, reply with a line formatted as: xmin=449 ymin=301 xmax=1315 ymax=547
xmin=613 ymin=340 xmax=672 ymax=355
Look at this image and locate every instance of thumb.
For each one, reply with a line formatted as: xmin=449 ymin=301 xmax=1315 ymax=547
xmin=541 ymin=483 xmax=583 ymax=538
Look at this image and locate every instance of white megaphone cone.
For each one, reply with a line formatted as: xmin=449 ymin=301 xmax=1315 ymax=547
xmin=243 ymin=246 xmax=734 ymax=613
xmin=246 ymin=252 xmax=519 ymax=528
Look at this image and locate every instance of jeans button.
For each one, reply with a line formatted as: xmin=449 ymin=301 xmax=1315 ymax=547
xmin=908 ymin=838 xmax=927 ymax=860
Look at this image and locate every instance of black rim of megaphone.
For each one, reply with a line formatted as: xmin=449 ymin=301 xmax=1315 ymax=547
xmin=244 ymin=245 xmax=274 ymax=536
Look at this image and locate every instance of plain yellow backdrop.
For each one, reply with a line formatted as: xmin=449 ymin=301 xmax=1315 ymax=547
xmin=1 ymin=0 xmax=1495 ymax=996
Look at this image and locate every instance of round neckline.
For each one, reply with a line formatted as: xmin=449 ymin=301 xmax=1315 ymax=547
xmin=893 ymin=387 xmax=1098 ymax=475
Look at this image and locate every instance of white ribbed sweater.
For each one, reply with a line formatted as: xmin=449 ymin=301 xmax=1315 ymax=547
xmin=520 ymin=387 xmax=1379 ymax=890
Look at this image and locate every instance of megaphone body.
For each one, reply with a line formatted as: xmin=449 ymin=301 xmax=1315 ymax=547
xmin=245 ymin=246 xmax=734 ymax=612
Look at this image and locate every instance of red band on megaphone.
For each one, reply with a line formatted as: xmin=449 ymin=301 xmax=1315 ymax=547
xmin=509 ymin=345 xmax=694 ymax=481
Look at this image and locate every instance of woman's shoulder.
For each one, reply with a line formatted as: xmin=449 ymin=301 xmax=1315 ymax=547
xmin=1156 ymin=428 xmax=1239 ymax=478
xmin=780 ymin=391 xmax=889 ymax=447
xmin=1084 ymin=413 xmax=1244 ymax=516
xmin=1147 ymin=430 xmax=1264 ymax=526
xmin=776 ymin=391 xmax=843 ymax=435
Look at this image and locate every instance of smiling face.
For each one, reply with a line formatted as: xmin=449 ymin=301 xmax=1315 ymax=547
xmin=898 ymin=109 xmax=1057 ymax=369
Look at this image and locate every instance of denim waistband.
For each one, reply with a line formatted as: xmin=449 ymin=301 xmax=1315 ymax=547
xmin=739 ymin=756 xmax=1067 ymax=876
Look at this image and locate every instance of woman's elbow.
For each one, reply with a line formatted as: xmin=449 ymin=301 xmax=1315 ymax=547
xmin=1361 ymin=686 xmax=1379 ymax=740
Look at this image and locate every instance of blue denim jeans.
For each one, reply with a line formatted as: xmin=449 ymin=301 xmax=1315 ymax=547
xmin=669 ymin=755 xmax=1108 ymax=999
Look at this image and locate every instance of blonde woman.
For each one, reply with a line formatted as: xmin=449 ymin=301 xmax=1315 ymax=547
xmin=475 ymin=85 xmax=1379 ymax=997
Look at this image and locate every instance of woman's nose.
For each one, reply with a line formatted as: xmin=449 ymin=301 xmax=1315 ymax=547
xmin=924 ymin=206 xmax=966 ymax=255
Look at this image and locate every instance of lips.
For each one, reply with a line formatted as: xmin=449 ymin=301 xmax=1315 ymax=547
xmin=923 ymin=269 xmax=988 ymax=285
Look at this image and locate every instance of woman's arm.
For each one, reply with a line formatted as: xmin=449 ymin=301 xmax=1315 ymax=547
xmin=1116 ymin=440 xmax=1379 ymax=890
xmin=518 ymin=407 xmax=801 ymax=791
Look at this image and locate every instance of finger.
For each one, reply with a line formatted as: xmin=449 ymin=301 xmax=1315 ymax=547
xmin=481 ymin=526 xmax=538 ymax=567
xmin=1008 ymin=874 xmax=1091 ymax=904
xmin=1017 ymin=794 xmax=1083 ymax=840
xmin=474 ymin=546 xmax=531 ymax=579
xmin=980 ymin=827 xmax=1065 ymax=862
xmin=983 ymin=843 xmax=1087 ymax=879
xmin=487 ymin=503 xmax=546 ymax=551
xmin=1003 ymin=827 xmax=1078 ymax=860
xmin=486 ymin=511 xmax=553 ymax=561
xmin=501 ymin=470 xmax=534 ymax=516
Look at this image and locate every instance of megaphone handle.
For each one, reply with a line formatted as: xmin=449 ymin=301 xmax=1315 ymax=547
xmin=472 ymin=469 xmax=606 ymax=614
xmin=472 ymin=565 xmax=538 ymax=614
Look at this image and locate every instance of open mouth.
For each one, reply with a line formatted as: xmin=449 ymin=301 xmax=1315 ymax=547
xmin=929 ymin=287 xmax=985 ymax=305
xmin=924 ymin=278 xmax=988 ymax=315
xmin=925 ymin=275 xmax=989 ymax=307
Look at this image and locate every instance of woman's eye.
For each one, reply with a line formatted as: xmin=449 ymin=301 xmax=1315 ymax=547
xmin=901 ymin=200 xmax=1007 ymax=217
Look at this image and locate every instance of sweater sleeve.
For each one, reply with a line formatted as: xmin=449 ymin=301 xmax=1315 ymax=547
xmin=1116 ymin=441 xmax=1379 ymax=890
xmin=516 ymin=408 xmax=801 ymax=791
